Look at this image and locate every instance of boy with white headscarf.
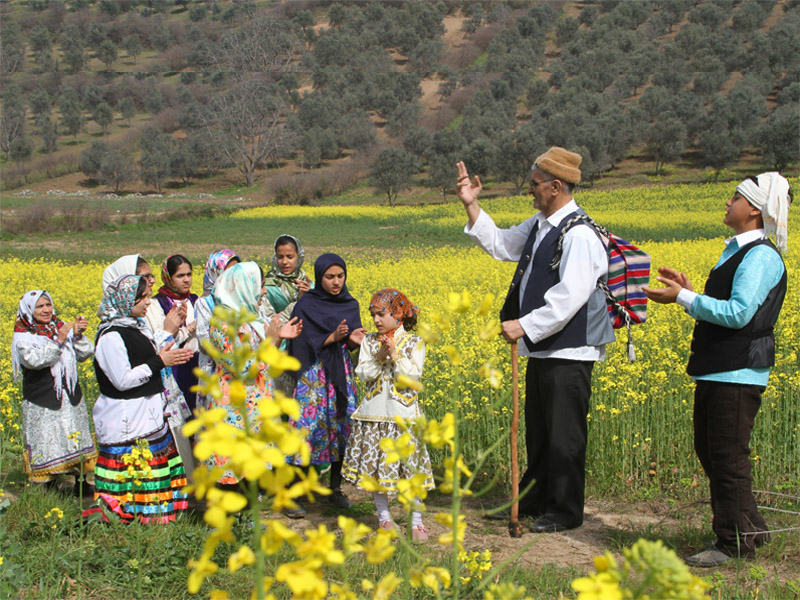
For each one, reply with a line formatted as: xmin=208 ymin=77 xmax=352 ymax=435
xmin=644 ymin=172 xmax=792 ymax=567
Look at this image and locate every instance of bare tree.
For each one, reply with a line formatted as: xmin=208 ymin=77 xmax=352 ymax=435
xmin=199 ymin=80 xmax=291 ymax=187
xmin=209 ymin=16 xmax=301 ymax=79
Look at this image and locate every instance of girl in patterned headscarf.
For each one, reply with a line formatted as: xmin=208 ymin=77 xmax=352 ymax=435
xmin=204 ymin=262 xmax=302 ymax=487
xmin=343 ymin=288 xmax=433 ymax=541
xmin=195 ymin=249 xmax=240 ymax=408
xmin=261 ymin=235 xmax=313 ymax=331
xmin=11 ymin=290 xmax=97 ymax=491
xmin=90 ymin=274 xmax=193 ymax=524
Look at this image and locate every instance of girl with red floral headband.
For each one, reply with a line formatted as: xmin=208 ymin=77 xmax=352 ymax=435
xmin=343 ymin=288 xmax=434 ymax=541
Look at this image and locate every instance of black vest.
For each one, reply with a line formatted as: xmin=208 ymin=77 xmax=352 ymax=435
xmin=22 ymin=366 xmax=82 ymax=410
xmin=94 ymin=326 xmax=165 ymax=399
xmin=500 ymin=209 xmax=615 ymax=352
xmin=687 ymin=239 xmax=787 ymax=377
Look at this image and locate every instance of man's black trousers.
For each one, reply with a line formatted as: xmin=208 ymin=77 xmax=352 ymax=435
xmin=694 ymin=380 xmax=769 ymax=557
xmin=517 ymin=357 xmax=594 ymax=528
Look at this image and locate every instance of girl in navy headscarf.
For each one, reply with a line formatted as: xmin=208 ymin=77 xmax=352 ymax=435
xmin=288 ymin=253 xmax=366 ymax=512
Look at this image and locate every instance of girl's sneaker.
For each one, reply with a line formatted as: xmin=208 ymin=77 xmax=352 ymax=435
xmin=411 ymin=525 xmax=428 ymax=542
xmin=379 ymin=520 xmax=398 ymax=531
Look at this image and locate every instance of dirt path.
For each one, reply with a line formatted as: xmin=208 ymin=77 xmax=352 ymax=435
xmin=276 ymin=488 xmax=689 ymax=571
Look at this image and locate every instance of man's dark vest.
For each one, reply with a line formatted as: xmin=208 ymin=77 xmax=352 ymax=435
xmin=94 ymin=326 xmax=164 ymax=399
xmin=500 ymin=208 xmax=615 ymax=352
xmin=687 ymin=238 xmax=787 ymax=376
xmin=22 ymin=365 xmax=82 ymax=410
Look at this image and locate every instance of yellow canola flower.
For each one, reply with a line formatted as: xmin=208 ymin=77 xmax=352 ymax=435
xmin=227 ymin=545 xmax=256 ymax=572
xmin=260 ymin=519 xmax=302 ymax=554
xmin=434 ymin=513 xmax=467 ymax=548
xmin=275 ymin=558 xmax=327 ymax=600
xmin=423 ymin=413 xmax=455 ymax=450
xmin=483 ymin=582 xmax=534 ymax=600
xmin=228 ymin=380 xmax=247 ymax=407
xmin=183 ymin=465 xmax=225 ymax=500
xmin=295 ymin=524 xmax=345 ymax=565
xmin=571 ymin=572 xmax=623 ymax=600
xmin=258 ymin=342 xmax=301 ymax=379
xmin=330 ymin=583 xmax=357 ymax=600
xmin=443 ymin=345 xmax=461 ymax=365
xmin=395 ymin=374 xmax=423 ymax=391
xmin=44 ymin=507 xmax=64 ymax=520
xmin=478 ymin=361 xmax=502 ymax=388
xmin=187 ymin=554 xmax=219 ymax=595
xmin=209 ymin=591 xmax=230 ymax=600
xmin=478 ymin=321 xmax=502 ymax=342
xmin=363 ymin=528 xmax=397 ymax=564
xmin=362 ymin=573 xmax=402 ymax=600
xmin=395 ymin=473 xmax=431 ymax=508
xmin=357 ymin=474 xmax=389 ymax=493
xmin=338 ymin=515 xmax=372 ymax=555
xmin=475 ymin=292 xmax=495 ymax=316
xmin=448 ymin=290 xmax=472 ymax=314
xmin=182 ymin=407 xmax=227 ymax=437
xmin=379 ymin=433 xmax=415 ymax=464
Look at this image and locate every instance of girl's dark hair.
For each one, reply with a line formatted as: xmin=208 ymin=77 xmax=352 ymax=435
xmin=275 ymin=235 xmax=298 ymax=252
xmin=135 ymin=276 xmax=149 ymax=301
xmin=402 ymin=314 xmax=418 ymax=331
xmin=166 ymin=254 xmax=192 ymax=276
xmin=136 ymin=256 xmax=148 ymax=270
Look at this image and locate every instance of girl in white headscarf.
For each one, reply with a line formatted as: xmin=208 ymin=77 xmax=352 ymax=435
xmin=11 ymin=290 xmax=97 ymax=491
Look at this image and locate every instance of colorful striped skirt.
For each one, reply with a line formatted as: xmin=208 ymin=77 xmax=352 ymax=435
xmin=92 ymin=426 xmax=188 ymax=524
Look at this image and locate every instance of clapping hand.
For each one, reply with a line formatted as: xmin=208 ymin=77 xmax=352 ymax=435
xmin=158 ymin=340 xmax=194 ymax=366
xmin=297 ymin=278 xmax=311 ymax=299
xmin=643 ymin=266 xmax=693 ymax=305
xmin=280 ymin=317 xmax=303 ymax=340
xmin=377 ymin=335 xmax=397 ymax=362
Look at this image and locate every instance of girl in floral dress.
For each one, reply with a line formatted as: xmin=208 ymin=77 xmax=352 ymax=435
xmin=205 ymin=261 xmax=301 ymax=486
xmin=288 ymin=254 xmax=366 ymax=511
xmin=343 ymin=288 xmax=433 ymax=541
xmin=195 ymin=249 xmax=240 ymax=408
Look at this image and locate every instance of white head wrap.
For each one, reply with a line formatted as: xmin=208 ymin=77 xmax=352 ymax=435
xmin=11 ymin=290 xmax=79 ymax=399
xmin=102 ymin=254 xmax=142 ymax=290
xmin=736 ymin=172 xmax=791 ymax=253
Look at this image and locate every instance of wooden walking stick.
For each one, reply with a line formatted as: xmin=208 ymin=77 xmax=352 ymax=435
xmin=509 ymin=342 xmax=523 ymax=538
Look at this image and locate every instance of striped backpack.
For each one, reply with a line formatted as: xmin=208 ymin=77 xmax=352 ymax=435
xmin=551 ymin=214 xmax=650 ymax=361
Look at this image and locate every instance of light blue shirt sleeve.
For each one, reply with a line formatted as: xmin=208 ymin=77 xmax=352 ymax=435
xmin=687 ymin=245 xmax=785 ymax=329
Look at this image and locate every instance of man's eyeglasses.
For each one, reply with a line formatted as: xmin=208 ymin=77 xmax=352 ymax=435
xmin=529 ymin=178 xmax=553 ymax=187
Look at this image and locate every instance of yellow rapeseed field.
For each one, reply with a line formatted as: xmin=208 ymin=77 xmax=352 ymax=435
xmin=2 ymin=180 xmax=798 ymax=497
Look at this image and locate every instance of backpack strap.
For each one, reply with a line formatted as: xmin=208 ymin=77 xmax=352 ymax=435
xmin=548 ymin=213 xmax=638 ymax=361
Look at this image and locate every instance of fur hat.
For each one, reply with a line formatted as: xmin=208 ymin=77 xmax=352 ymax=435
xmin=533 ymin=147 xmax=582 ymax=184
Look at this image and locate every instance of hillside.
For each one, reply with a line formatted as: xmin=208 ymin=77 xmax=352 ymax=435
xmin=1 ymin=0 xmax=798 ymax=214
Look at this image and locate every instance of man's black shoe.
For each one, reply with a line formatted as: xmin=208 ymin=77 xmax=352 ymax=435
xmin=529 ymin=517 xmax=574 ymax=533
xmin=483 ymin=508 xmax=539 ymax=521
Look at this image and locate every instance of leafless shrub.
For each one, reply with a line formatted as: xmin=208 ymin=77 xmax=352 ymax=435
xmin=154 ymin=107 xmax=182 ymax=133
xmin=14 ymin=201 xmax=54 ymax=233
xmin=163 ymin=45 xmax=189 ymax=72
xmin=264 ymin=152 xmax=371 ymax=205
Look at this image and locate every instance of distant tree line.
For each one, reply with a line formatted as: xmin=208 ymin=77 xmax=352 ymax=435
xmin=1 ymin=0 xmax=798 ymax=197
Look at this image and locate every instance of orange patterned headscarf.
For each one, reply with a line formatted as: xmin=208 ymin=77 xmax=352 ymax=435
xmin=369 ymin=288 xmax=419 ymax=336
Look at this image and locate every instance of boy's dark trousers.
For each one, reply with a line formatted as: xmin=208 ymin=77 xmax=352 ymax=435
xmin=694 ymin=380 xmax=770 ymax=557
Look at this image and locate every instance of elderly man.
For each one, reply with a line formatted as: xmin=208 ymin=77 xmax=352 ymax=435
xmin=457 ymin=147 xmax=614 ymax=533
xmin=645 ymin=173 xmax=791 ymax=567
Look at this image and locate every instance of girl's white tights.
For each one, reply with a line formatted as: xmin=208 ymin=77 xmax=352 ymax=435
xmin=372 ymin=492 xmax=424 ymax=527
xmin=373 ymin=492 xmax=391 ymax=523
